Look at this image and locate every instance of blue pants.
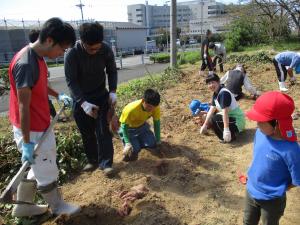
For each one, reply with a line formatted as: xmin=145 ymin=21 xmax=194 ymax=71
xmin=73 ymin=92 xmax=114 ymax=169
xmin=120 ymin=123 xmax=156 ymax=154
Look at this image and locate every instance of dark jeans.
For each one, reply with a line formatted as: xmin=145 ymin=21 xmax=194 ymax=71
xmin=200 ymin=56 xmax=213 ymax=72
xmin=243 ymin=190 xmax=286 ymax=225
xmin=210 ymin=114 xmax=239 ymax=141
xmin=212 ymin=54 xmax=224 ymax=72
xmin=273 ymin=58 xmax=287 ymax=82
xmin=73 ymin=92 xmax=114 ymax=169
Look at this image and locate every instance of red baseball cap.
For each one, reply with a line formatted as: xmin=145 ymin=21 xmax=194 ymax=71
xmin=246 ymin=91 xmax=297 ymax=142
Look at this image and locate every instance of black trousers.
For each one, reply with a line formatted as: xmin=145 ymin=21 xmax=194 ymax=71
xmin=200 ymin=56 xmax=213 ymax=72
xmin=212 ymin=54 xmax=224 ymax=72
xmin=73 ymin=92 xmax=114 ymax=169
xmin=243 ymin=190 xmax=286 ymax=225
xmin=273 ymin=59 xmax=287 ymax=82
xmin=210 ymin=114 xmax=239 ymax=141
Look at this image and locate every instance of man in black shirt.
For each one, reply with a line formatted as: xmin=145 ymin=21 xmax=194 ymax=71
xmin=64 ymin=22 xmax=117 ymax=176
xmin=199 ymin=29 xmax=213 ymax=76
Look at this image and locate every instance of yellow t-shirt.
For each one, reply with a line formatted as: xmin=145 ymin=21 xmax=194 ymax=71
xmin=119 ymin=99 xmax=160 ymax=128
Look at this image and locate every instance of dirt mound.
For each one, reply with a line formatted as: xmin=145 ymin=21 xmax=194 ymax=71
xmin=43 ymin=64 xmax=300 ymax=225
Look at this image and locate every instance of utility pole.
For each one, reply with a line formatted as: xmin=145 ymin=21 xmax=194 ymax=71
xmin=21 ymin=18 xmax=25 ymax=30
xmin=170 ymin=0 xmax=177 ymax=67
xmin=200 ymin=0 xmax=204 ymax=43
xmin=76 ymin=0 xmax=85 ymax=22
xmin=165 ymin=1 xmax=170 ymax=51
xmin=4 ymin=18 xmax=7 ymax=30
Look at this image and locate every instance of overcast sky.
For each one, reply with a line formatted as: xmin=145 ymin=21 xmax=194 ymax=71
xmin=0 ymin=0 xmax=239 ymax=23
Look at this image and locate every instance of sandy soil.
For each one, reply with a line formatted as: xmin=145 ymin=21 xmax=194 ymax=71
xmin=42 ymin=63 xmax=300 ymax=225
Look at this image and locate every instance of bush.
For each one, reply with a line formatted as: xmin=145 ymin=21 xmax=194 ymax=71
xmin=225 ymin=18 xmax=265 ymax=52
xmin=0 ymin=68 xmax=9 ymax=96
xmin=150 ymin=51 xmax=200 ymax=65
xmin=149 ymin=53 xmax=170 ymax=63
xmin=178 ymin=51 xmax=200 ymax=65
xmin=226 ymin=51 xmax=272 ymax=64
xmin=116 ymin=67 xmax=183 ymax=115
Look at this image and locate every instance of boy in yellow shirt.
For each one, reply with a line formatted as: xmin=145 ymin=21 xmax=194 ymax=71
xmin=119 ymin=89 xmax=161 ymax=161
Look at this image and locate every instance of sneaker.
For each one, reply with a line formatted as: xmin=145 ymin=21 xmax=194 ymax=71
xmin=279 ymin=82 xmax=288 ymax=92
xmin=82 ymin=163 xmax=97 ymax=172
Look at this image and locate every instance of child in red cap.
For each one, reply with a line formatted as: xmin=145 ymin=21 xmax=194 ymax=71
xmin=244 ymin=91 xmax=300 ymax=225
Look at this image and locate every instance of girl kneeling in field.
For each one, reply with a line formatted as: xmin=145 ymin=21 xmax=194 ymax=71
xmin=200 ymin=73 xmax=245 ymax=143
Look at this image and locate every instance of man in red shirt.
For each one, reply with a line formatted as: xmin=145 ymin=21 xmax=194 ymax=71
xmin=9 ymin=17 xmax=80 ymax=217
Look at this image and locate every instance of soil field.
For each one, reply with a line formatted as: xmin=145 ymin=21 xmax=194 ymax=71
xmin=6 ymin=63 xmax=300 ymax=225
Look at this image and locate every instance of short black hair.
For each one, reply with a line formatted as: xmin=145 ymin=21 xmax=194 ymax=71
xmin=79 ymin=22 xmax=104 ymax=45
xmin=28 ymin=29 xmax=40 ymax=43
xmin=268 ymin=120 xmax=277 ymax=128
xmin=208 ymin=42 xmax=215 ymax=49
xmin=39 ymin=17 xmax=76 ymax=47
xmin=143 ymin=89 xmax=160 ymax=106
xmin=205 ymin=73 xmax=220 ymax=84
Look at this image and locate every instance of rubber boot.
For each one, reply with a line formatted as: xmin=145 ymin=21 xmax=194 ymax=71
xmin=12 ymin=180 xmax=48 ymax=217
xmin=278 ymin=81 xmax=288 ymax=92
xmin=41 ymin=185 xmax=80 ymax=216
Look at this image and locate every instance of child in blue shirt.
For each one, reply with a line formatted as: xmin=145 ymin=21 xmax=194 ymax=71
xmin=244 ymin=91 xmax=300 ymax=225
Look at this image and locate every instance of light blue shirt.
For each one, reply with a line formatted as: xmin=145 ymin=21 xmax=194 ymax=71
xmin=247 ymin=129 xmax=300 ymax=200
xmin=275 ymin=51 xmax=300 ymax=69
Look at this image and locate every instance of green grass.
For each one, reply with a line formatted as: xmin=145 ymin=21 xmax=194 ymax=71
xmin=241 ymin=39 xmax=300 ymax=53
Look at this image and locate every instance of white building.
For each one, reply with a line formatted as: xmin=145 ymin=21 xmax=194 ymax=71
xmin=128 ymin=1 xmax=191 ymax=36
xmin=127 ymin=0 xmax=229 ymax=36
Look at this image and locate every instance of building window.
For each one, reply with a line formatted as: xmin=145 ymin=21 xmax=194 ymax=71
xmin=136 ymin=14 xmax=143 ymax=17
xmin=208 ymin=11 xmax=217 ymax=14
xmin=208 ymin=5 xmax=218 ymax=10
xmin=137 ymin=20 xmax=143 ymax=22
xmin=136 ymin=8 xmax=141 ymax=11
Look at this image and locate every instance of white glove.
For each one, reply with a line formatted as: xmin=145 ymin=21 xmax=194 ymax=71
xmin=208 ymin=71 xmax=214 ymax=75
xmin=255 ymin=90 xmax=261 ymax=96
xmin=123 ymin=143 xmax=133 ymax=155
xmin=81 ymin=101 xmax=99 ymax=119
xmin=223 ymin=127 xmax=231 ymax=142
xmin=58 ymin=93 xmax=73 ymax=107
xmin=203 ymin=54 xmax=207 ymax=59
xmin=109 ymin=92 xmax=117 ymax=105
xmin=200 ymin=124 xmax=208 ymax=135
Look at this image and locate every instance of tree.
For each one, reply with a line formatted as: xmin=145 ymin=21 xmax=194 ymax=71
xmin=275 ymin=0 xmax=300 ymax=36
xmin=253 ymin=0 xmax=290 ymax=39
xmin=224 ymin=0 xmax=292 ymax=51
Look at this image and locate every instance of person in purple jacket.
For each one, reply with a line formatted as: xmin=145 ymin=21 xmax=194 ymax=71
xmin=273 ymin=51 xmax=300 ymax=92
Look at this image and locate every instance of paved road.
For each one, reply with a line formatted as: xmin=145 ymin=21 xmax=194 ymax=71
xmin=0 ymin=62 xmax=168 ymax=113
